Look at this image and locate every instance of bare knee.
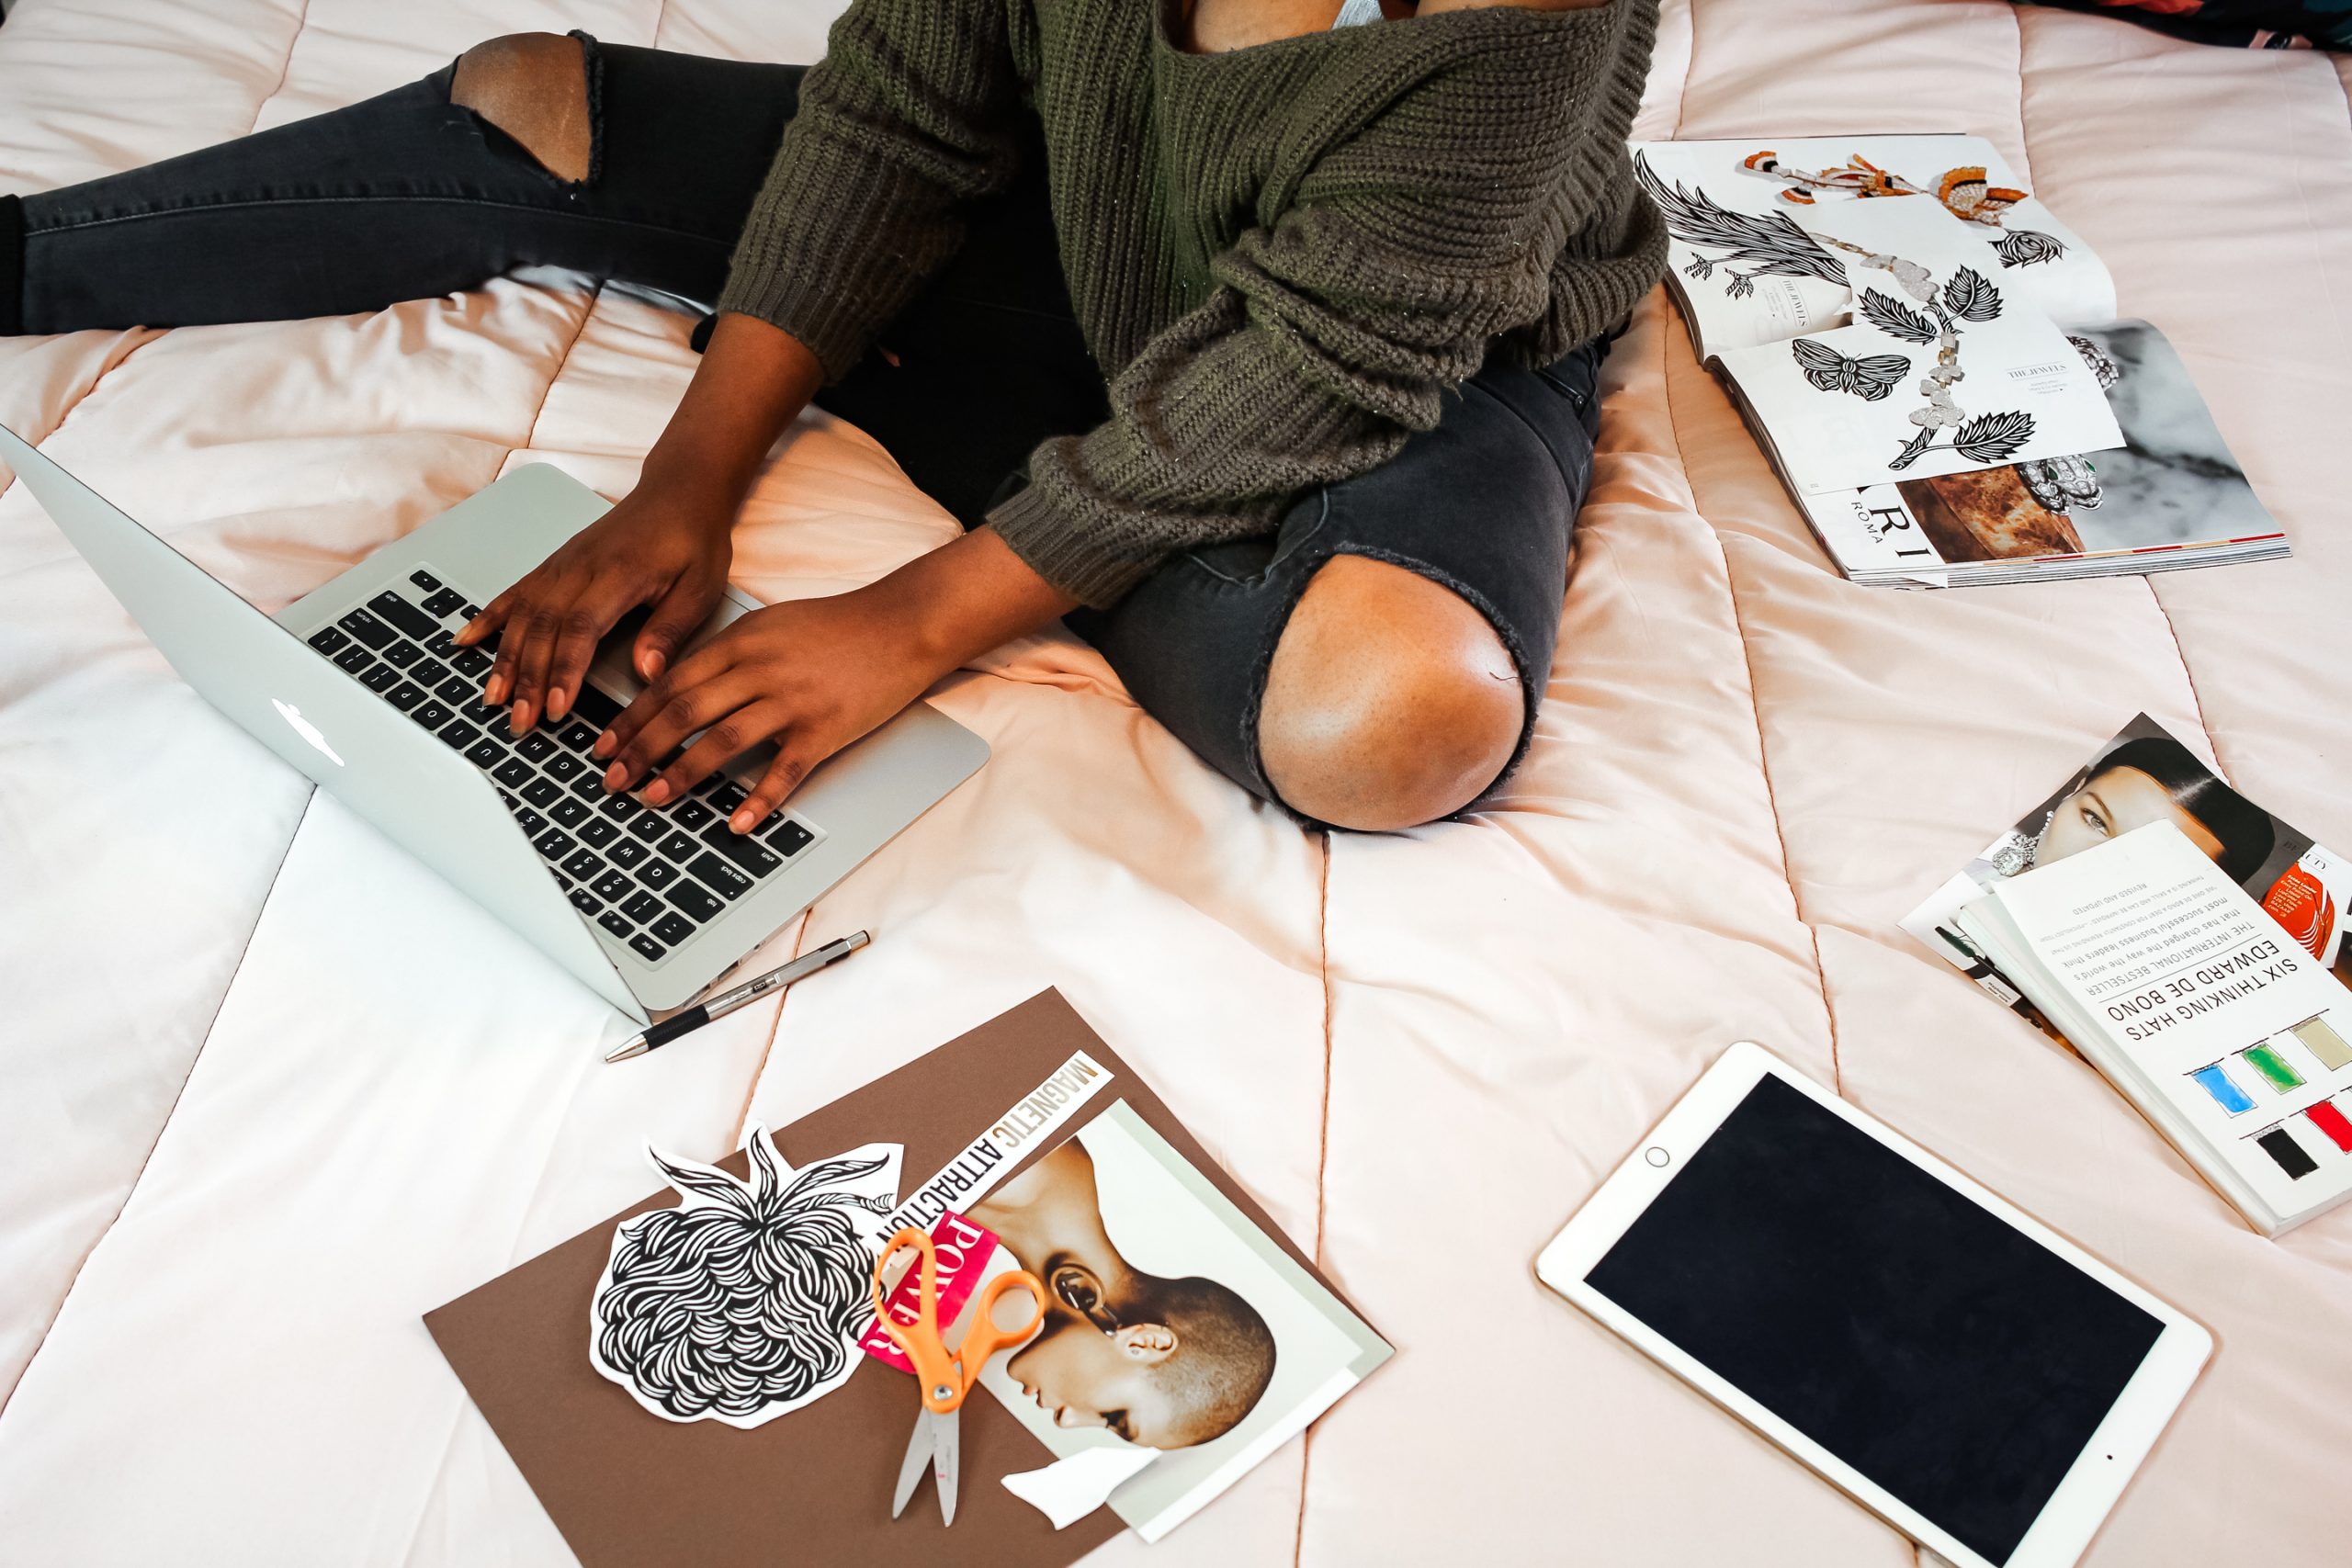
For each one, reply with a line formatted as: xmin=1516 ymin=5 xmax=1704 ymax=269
xmin=1257 ymin=556 xmax=1525 ymax=830
xmin=452 ymin=33 xmax=592 ymax=184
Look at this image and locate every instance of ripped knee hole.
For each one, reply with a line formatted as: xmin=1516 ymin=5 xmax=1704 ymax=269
xmin=451 ymin=33 xmax=595 ymax=185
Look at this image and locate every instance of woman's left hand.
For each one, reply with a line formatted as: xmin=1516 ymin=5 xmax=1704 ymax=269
xmin=590 ymin=526 xmax=1080 ymax=833
xmin=589 ymin=589 xmax=947 ymax=833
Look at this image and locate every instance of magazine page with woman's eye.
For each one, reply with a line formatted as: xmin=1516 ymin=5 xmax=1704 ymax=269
xmin=965 ymin=1100 xmax=1390 ymax=1542
xmin=1716 ymin=196 xmax=2123 ymax=496
xmin=1900 ymin=714 xmax=2352 ymax=1003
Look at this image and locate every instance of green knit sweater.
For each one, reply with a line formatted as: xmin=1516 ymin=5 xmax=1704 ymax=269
xmin=717 ymin=0 xmax=1667 ymax=607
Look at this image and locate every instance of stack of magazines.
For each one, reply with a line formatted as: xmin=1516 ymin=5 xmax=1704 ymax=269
xmin=1634 ymin=134 xmax=2289 ymax=588
xmin=1903 ymin=716 xmax=2352 ymax=1234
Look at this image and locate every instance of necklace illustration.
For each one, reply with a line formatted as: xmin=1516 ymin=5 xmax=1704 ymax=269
xmin=1742 ymin=152 xmax=2024 ymax=223
xmin=1806 ymin=231 xmax=2039 ymax=471
xmin=1739 ymin=151 xmax=2070 ymax=272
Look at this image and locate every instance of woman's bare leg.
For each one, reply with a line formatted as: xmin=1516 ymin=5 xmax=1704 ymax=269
xmin=1257 ymin=556 xmax=1525 ymax=830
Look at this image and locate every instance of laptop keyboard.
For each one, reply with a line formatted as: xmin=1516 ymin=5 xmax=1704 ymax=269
xmin=300 ymin=564 xmax=821 ymax=968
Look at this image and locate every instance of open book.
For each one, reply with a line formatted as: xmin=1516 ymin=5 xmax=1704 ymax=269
xmin=1901 ymin=716 xmax=2352 ymax=1234
xmin=1635 ymin=135 xmax=2288 ymax=587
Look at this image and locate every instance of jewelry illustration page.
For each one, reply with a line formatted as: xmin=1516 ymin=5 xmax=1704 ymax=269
xmin=1632 ymin=134 xmax=2114 ymax=360
xmin=1713 ymin=196 xmax=2122 ymax=495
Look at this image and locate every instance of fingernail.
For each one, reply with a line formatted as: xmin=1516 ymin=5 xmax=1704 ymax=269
xmin=547 ymin=688 xmax=570 ymax=720
xmin=643 ymin=780 xmax=671 ymax=805
xmin=485 ymin=674 xmax=507 ymax=704
xmin=730 ymin=809 xmax=755 ymax=833
xmin=512 ymin=700 xmax=535 ymax=733
xmin=642 ymin=649 xmax=665 ymax=680
xmin=603 ymin=763 xmax=628 ymax=791
xmin=591 ymin=732 xmax=615 ymax=759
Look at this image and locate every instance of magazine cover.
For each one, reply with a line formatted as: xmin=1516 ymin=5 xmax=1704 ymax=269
xmin=1800 ymin=321 xmax=2285 ymax=581
xmin=1903 ymin=715 xmax=2352 ymax=1019
xmin=968 ymin=1100 xmax=1388 ymax=1542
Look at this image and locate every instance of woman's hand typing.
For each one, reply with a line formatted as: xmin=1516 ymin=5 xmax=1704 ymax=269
xmin=591 ymin=526 xmax=1078 ymax=832
xmin=456 ymin=310 xmax=830 ymax=734
xmin=456 ymin=476 xmax=735 ymax=734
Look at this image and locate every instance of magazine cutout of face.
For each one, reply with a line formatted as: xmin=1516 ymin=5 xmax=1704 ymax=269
xmin=964 ymin=1100 xmax=1381 ymax=1540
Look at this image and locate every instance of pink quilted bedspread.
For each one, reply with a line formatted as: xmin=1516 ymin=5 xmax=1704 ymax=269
xmin=2 ymin=3 xmax=2346 ymax=1563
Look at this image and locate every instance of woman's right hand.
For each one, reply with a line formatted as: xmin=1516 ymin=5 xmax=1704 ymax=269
xmin=455 ymin=472 xmax=737 ymax=735
xmin=458 ymin=310 xmax=830 ymax=734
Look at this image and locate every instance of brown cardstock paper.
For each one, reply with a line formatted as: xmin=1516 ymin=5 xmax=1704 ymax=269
xmin=426 ymin=988 xmax=1361 ymax=1568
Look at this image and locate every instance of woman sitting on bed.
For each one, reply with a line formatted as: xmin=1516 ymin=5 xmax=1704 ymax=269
xmin=0 ymin=0 xmax=1665 ymax=830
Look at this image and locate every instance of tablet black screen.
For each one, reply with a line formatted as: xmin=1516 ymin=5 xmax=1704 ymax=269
xmin=1583 ymin=1075 xmax=2163 ymax=1565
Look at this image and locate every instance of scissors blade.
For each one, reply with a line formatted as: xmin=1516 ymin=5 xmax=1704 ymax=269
xmin=934 ymin=1408 xmax=960 ymax=1528
xmin=890 ymin=1409 xmax=934 ymax=1520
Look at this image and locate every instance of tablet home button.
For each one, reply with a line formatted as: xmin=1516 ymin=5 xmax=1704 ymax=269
xmin=1644 ymin=1146 xmax=1670 ymax=1168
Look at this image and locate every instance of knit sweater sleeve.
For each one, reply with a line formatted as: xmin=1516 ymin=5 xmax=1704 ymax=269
xmin=716 ymin=0 xmax=1025 ymax=380
xmin=991 ymin=5 xmax=1662 ymax=609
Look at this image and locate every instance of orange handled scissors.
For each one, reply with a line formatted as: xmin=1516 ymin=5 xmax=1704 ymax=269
xmin=870 ymin=1225 xmax=1048 ymax=1527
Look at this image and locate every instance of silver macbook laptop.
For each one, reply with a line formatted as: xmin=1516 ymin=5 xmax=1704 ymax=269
xmin=1 ymin=424 xmax=989 ymax=1021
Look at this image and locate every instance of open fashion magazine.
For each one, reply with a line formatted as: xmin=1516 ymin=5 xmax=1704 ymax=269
xmin=1634 ymin=135 xmax=2288 ymax=587
xmin=1901 ymin=716 xmax=2352 ymax=1234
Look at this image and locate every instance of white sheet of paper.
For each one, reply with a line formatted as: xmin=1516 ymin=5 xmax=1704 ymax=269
xmin=588 ymin=1130 xmax=903 ymax=1428
xmin=1001 ymin=1447 xmax=1161 ymax=1529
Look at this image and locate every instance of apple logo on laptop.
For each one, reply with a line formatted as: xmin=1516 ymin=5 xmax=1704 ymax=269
xmin=273 ymin=698 xmax=345 ymax=767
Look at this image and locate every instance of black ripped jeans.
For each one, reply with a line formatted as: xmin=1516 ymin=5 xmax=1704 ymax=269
xmin=0 ymin=36 xmax=1603 ymax=818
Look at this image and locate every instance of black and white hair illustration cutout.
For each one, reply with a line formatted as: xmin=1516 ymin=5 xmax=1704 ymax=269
xmin=590 ymin=1130 xmax=902 ymax=1427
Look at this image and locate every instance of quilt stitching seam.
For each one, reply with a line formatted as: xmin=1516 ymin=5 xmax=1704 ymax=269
xmin=1656 ymin=314 xmax=1843 ymax=1089
xmin=1707 ymin=534 xmax=1842 ymax=1089
xmin=1669 ymin=0 xmax=1692 ymax=136
xmin=1310 ymin=831 xmax=1336 ymax=1267
xmin=514 ymin=280 xmax=605 ymax=457
xmin=2144 ymin=579 xmax=2225 ymax=777
xmin=0 ymin=789 xmax=314 ymax=1421
xmin=251 ymin=0 xmax=314 ymax=136
xmin=1293 ymin=828 xmax=1336 ymax=1568
xmin=2007 ymin=1 xmax=2036 ymax=190
xmin=377 ymin=277 xmax=640 ymax=1566
xmin=731 ymin=914 xmax=809 ymax=1149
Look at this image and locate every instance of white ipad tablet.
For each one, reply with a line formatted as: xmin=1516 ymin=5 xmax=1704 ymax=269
xmin=1534 ymin=1043 xmax=2211 ymax=1568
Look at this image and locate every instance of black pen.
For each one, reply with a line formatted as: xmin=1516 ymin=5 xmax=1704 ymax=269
xmin=604 ymin=931 xmax=871 ymax=1064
